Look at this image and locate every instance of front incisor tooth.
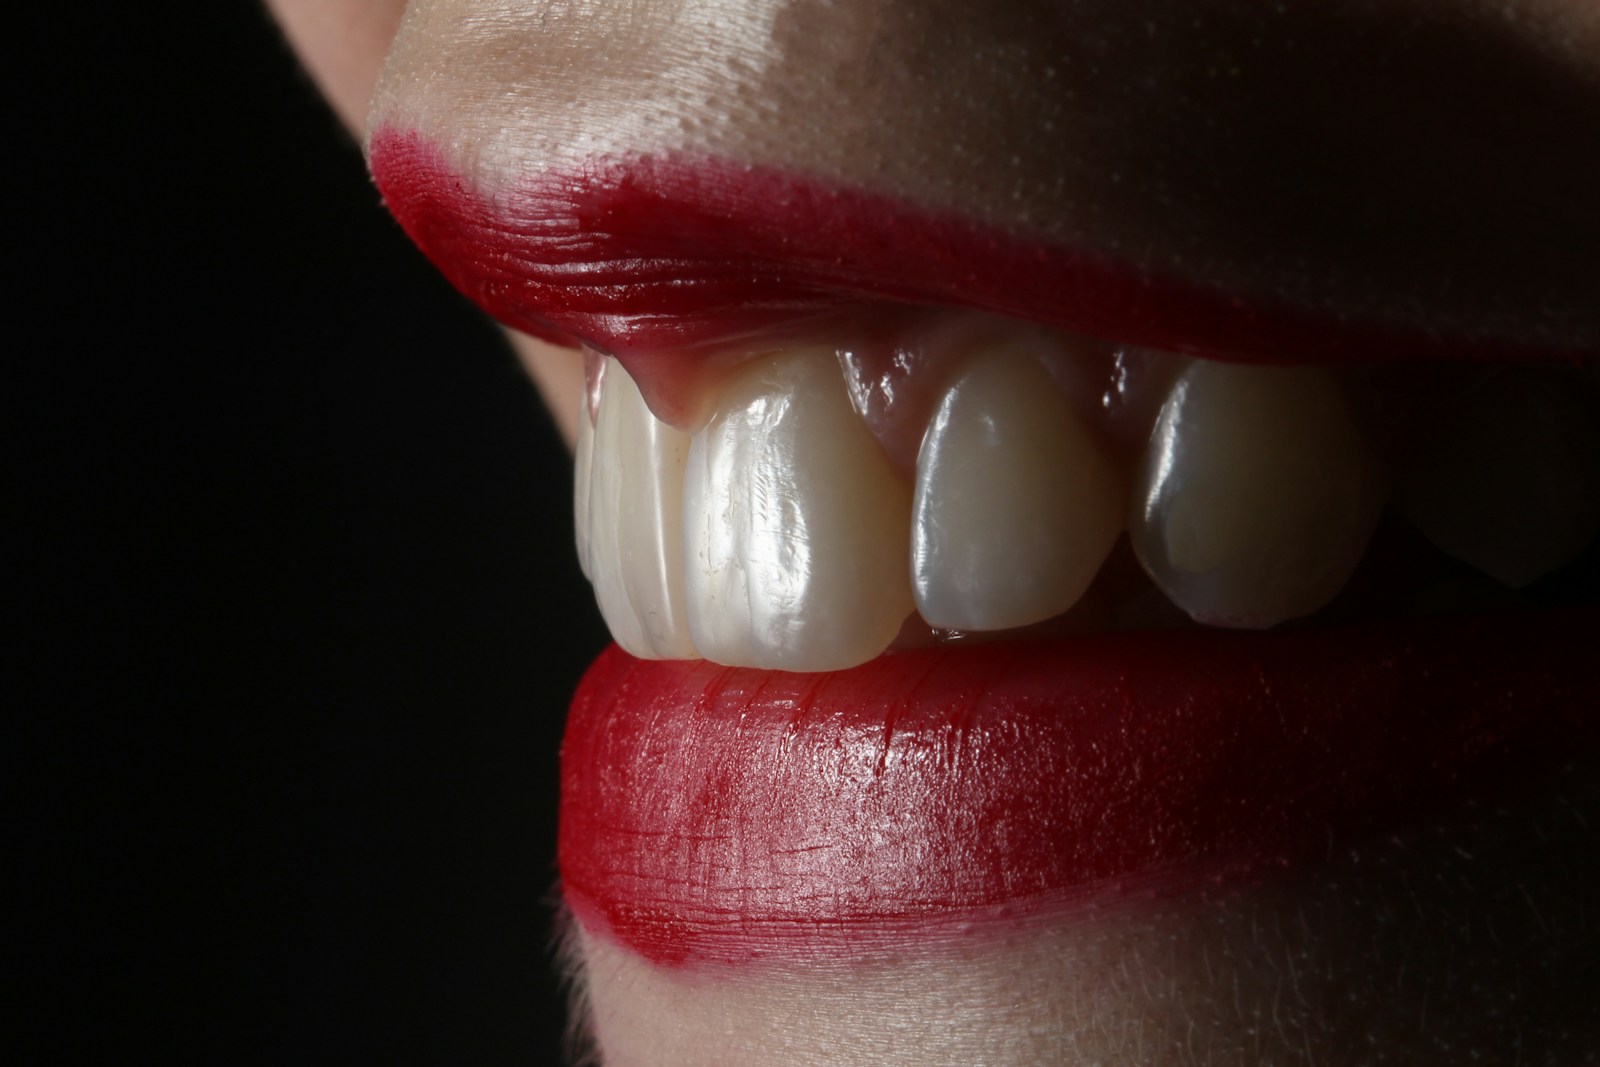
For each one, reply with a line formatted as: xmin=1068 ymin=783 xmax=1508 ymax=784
xmin=1395 ymin=369 xmax=1600 ymax=587
xmin=1130 ymin=361 xmax=1384 ymax=628
xmin=912 ymin=350 xmax=1125 ymax=630
xmin=683 ymin=351 xmax=915 ymax=671
xmin=586 ymin=358 xmax=697 ymax=660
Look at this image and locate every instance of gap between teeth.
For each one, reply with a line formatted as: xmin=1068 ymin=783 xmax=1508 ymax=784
xmin=573 ymin=334 xmax=1600 ymax=671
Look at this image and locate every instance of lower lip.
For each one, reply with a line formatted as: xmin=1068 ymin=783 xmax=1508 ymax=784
xmin=559 ymin=608 xmax=1597 ymax=967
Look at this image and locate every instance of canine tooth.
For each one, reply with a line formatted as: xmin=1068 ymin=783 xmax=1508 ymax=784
xmin=683 ymin=351 xmax=914 ymax=671
xmin=1130 ymin=361 xmax=1383 ymax=628
xmin=586 ymin=358 xmax=697 ymax=660
xmin=912 ymin=350 xmax=1125 ymax=630
xmin=1395 ymin=370 xmax=1600 ymax=586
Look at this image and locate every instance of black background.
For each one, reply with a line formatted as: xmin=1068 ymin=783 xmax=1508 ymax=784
xmin=16 ymin=6 xmax=607 ymax=1061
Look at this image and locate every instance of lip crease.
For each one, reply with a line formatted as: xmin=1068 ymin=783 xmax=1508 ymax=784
xmin=368 ymin=126 xmax=1595 ymax=378
xmin=368 ymin=125 xmax=1598 ymax=969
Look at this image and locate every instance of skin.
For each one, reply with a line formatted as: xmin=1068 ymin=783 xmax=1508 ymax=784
xmin=266 ymin=1 xmax=1599 ymax=1062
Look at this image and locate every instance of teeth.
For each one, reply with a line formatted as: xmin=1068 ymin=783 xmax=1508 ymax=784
xmin=584 ymin=358 xmax=698 ymax=660
xmin=573 ymin=375 xmax=596 ymax=581
xmin=683 ymin=351 xmax=915 ymax=671
xmin=911 ymin=348 xmax=1125 ymax=630
xmin=1395 ymin=369 xmax=1600 ymax=587
xmin=576 ymin=321 xmax=1568 ymax=667
xmin=1129 ymin=361 xmax=1384 ymax=628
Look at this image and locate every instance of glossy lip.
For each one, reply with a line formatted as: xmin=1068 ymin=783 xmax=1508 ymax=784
xmin=561 ymin=611 xmax=1598 ymax=967
xmin=368 ymin=126 xmax=1596 ymax=376
xmin=369 ymin=126 xmax=1598 ymax=968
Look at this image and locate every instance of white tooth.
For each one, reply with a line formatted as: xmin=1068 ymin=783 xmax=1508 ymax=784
xmin=1395 ymin=370 xmax=1600 ymax=587
xmin=911 ymin=349 xmax=1125 ymax=630
xmin=683 ymin=350 xmax=914 ymax=671
xmin=574 ymin=387 xmax=596 ymax=581
xmin=586 ymin=358 xmax=698 ymax=660
xmin=1129 ymin=361 xmax=1384 ymax=628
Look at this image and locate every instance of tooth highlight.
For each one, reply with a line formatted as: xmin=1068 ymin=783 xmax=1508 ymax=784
xmin=586 ymin=358 xmax=697 ymax=660
xmin=1129 ymin=361 xmax=1384 ymax=628
xmin=683 ymin=351 xmax=915 ymax=671
xmin=911 ymin=349 xmax=1125 ymax=630
xmin=1395 ymin=370 xmax=1600 ymax=587
xmin=574 ymin=385 xmax=596 ymax=581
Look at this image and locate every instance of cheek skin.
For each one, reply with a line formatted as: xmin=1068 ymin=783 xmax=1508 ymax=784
xmin=264 ymin=0 xmax=407 ymax=132
xmin=572 ymin=770 xmax=1600 ymax=1067
xmin=507 ymin=333 xmax=585 ymax=449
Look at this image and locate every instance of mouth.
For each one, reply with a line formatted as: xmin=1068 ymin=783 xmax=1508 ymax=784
xmin=369 ymin=128 xmax=1599 ymax=969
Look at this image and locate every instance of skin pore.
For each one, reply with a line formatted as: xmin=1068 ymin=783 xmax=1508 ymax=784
xmin=267 ymin=1 xmax=1598 ymax=1062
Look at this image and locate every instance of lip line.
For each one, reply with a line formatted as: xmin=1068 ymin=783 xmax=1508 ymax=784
xmin=369 ymin=126 xmax=1594 ymax=373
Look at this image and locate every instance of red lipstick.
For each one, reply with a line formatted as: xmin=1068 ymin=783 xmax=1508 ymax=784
xmin=368 ymin=127 xmax=1594 ymax=370
xmin=561 ymin=610 xmax=1598 ymax=967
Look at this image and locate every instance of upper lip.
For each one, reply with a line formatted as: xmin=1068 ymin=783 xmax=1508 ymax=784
xmin=369 ymin=128 xmax=1597 ymax=371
